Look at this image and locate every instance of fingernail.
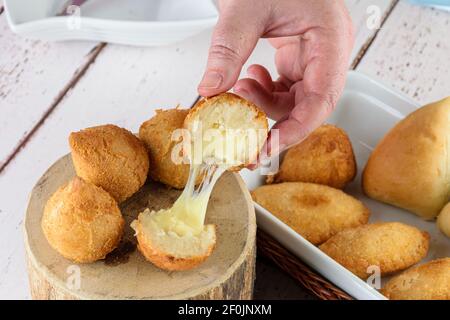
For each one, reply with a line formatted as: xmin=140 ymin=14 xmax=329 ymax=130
xmin=199 ymin=71 xmax=223 ymax=89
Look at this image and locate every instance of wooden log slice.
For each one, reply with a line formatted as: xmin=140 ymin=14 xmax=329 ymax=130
xmin=24 ymin=154 xmax=256 ymax=300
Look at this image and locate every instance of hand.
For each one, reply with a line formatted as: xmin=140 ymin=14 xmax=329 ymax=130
xmin=198 ymin=0 xmax=354 ymax=162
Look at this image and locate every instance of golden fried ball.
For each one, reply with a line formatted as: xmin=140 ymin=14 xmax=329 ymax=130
xmin=139 ymin=109 xmax=200 ymax=189
xmin=41 ymin=177 xmax=124 ymax=263
xmin=268 ymin=124 xmax=356 ymax=189
xmin=69 ymin=124 xmax=149 ymax=203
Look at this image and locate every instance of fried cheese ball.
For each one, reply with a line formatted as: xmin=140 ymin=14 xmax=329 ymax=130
xmin=41 ymin=177 xmax=124 ymax=263
xmin=139 ymin=109 xmax=200 ymax=189
xmin=268 ymin=124 xmax=356 ymax=189
xmin=251 ymin=182 xmax=370 ymax=245
xmin=319 ymin=222 xmax=430 ymax=279
xmin=381 ymin=258 xmax=450 ymax=300
xmin=69 ymin=124 xmax=149 ymax=203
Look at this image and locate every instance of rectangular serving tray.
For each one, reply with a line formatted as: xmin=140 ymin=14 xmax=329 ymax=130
xmin=241 ymin=71 xmax=450 ymax=300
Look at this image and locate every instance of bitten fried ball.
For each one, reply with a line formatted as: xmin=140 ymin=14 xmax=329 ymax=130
xmin=139 ymin=109 xmax=200 ymax=189
xmin=69 ymin=124 xmax=149 ymax=203
xmin=267 ymin=124 xmax=356 ymax=189
xmin=251 ymin=182 xmax=370 ymax=245
xmin=41 ymin=177 xmax=124 ymax=263
xmin=381 ymin=258 xmax=450 ymax=300
xmin=319 ymin=222 xmax=430 ymax=279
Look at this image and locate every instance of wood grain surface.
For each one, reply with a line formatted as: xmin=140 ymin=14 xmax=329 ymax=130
xmin=25 ymin=155 xmax=256 ymax=300
xmin=0 ymin=13 xmax=100 ymax=169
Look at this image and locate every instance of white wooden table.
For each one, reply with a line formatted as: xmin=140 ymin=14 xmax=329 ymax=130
xmin=0 ymin=0 xmax=449 ymax=299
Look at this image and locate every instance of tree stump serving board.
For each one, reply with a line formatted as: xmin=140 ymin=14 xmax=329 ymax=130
xmin=24 ymin=154 xmax=256 ymax=300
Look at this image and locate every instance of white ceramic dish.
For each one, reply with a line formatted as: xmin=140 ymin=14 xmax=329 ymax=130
xmin=241 ymin=71 xmax=450 ymax=300
xmin=4 ymin=0 xmax=218 ymax=46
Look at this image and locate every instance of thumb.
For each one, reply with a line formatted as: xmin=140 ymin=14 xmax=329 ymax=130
xmin=198 ymin=1 xmax=266 ymax=97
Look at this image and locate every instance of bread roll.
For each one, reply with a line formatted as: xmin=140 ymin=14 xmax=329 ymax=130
xmin=363 ymin=97 xmax=450 ymax=219
xmin=69 ymin=124 xmax=149 ymax=203
xmin=42 ymin=177 xmax=124 ymax=263
xmin=251 ymin=182 xmax=370 ymax=245
xmin=437 ymin=202 xmax=450 ymax=238
xmin=268 ymin=124 xmax=356 ymax=189
xmin=319 ymin=222 xmax=429 ymax=279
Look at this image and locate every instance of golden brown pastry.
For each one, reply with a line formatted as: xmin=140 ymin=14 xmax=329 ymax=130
xmin=363 ymin=97 xmax=450 ymax=220
xmin=251 ymin=182 xmax=370 ymax=245
xmin=381 ymin=258 xmax=450 ymax=300
xmin=69 ymin=124 xmax=149 ymax=203
xmin=139 ymin=109 xmax=196 ymax=189
xmin=267 ymin=124 xmax=356 ymax=189
xmin=319 ymin=222 xmax=430 ymax=279
xmin=41 ymin=177 xmax=124 ymax=263
xmin=437 ymin=202 xmax=450 ymax=238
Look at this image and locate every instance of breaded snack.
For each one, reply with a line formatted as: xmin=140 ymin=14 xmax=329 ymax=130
xmin=185 ymin=92 xmax=268 ymax=169
xmin=251 ymin=182 xmax=370 ymax=245
xmin=268 ymin=125 xmax=356 ymax=189
xmin=69 ymin=124 xmax=149 ymax=203
xmin=139 ymin=109 xmax=197 ymax=189
xmin=42 ymin=177 xmax=124 ymax=263
xmin=319 ymin=222 xmax=430 ymax=279
xmin=132 ymin=93 xmax=267 ymax=271
xmin=363 ymin=97 xmax=450 ymax=220
xmin=437 ymin=202 xmax=450 ymax=238
xmin=382 ymin=258 xmax=450 ymax=300
xmin=132 ymin=208 xmax=216 ymax=271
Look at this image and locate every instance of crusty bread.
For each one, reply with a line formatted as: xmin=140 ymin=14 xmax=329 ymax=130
xmin=362 ymin=97 xmax=450 ymax=220
xmin=251 ymin=182 xmax=370 ymax=245
xmin=41 ymin=177 xmax=124 ymax=263
xmin=69 ymin=124 xmax=149 ymax=203
xmin=319 ymin=222 xmax=429 ymax=279
xmin=267 ymin=124 xmax=356 ymax=189
xmin=437 ymin=202 xmax=450 ymax=238
xmin=132 ymin=209 xmax=216 ymax=271
xmin=184 ymin=93 xmax=268 ymax=169
xmin=381 ymin=258 xmax=450 ymax=300
xmin=139 ymin=109 xmax=202 ymax=189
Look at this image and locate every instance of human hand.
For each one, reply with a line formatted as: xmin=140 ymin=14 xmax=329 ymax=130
xmin=198 ymin=0 xmax=354 ymax=162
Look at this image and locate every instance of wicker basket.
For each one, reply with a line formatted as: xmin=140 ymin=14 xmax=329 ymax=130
xmin=257 ymin=230 xmax=353 ymax=300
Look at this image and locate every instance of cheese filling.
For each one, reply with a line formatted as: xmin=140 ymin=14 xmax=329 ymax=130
xmin=138 ymin=122 xmax=243 ymax=237
xmin=135 ymin=105 xmax=264 ymax=238
xmin=150 ymin=163 xmax=229 ymax=236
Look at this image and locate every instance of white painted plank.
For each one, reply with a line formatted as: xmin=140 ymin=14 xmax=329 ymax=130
xmin=0 ymin=14 xmax=99 ymax=168
xmin=357 ymin=1 xmax=450 ymax=104
xmin=0 ymin=1 xmax=401 ymax=299
xmin=345 ymin=0 xmax=396 ymax=64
